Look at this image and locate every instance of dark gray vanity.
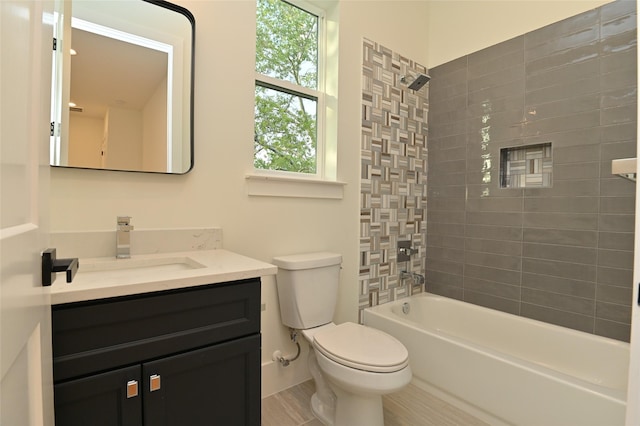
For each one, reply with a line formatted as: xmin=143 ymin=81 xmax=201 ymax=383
xmin=52 ymin=278 xmax=260 ymax=425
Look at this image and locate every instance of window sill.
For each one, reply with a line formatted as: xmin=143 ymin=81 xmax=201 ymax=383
xmin=246 ymin=173 xmax=345 ymax=199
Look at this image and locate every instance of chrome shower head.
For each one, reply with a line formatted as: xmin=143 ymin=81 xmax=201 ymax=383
xmin=400 ymin=73 xmax=431 ymax=91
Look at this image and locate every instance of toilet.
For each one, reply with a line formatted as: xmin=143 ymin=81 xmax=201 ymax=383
xmin=273 ymin=252 xmax=412 ymax=426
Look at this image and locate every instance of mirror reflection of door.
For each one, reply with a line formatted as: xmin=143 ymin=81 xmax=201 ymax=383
xmin=50 ymin=0 xmax=194 ymax=174
xmin=69 ymin=26 xmax=169 ymax=172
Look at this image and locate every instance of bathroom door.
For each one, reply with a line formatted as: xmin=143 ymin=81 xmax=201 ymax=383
xmin=1 ymin=0 xmax=54 ymax=424
xmin=627 ymin=8 xmax=640 ymax=422
xmin=627 ymin=160 xmax=640 ymax=424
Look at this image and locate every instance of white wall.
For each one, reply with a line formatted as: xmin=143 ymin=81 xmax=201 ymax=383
xmin=104 ymin=107 xmax=143 ymax=170
xmin=427 ymin=0 xmax=614 ymax=67
xmin=50 ymin=0 xmax=620 ymax=397
xmin=68 ymin=114 xmax=103 ymax=168
xmin=142 ymin=77 xmax=168 ymax=172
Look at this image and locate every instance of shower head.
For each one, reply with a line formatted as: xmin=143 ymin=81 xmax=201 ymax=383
xmin=401 ymin=73 xmax=431 ymax=91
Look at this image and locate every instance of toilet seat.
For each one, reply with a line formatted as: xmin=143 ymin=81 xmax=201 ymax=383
xmin=312 ymin=322 xmax=409 ymax=373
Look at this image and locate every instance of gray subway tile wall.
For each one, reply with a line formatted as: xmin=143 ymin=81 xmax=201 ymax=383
xmin=426 ymin=0 xmax=636 ymax=341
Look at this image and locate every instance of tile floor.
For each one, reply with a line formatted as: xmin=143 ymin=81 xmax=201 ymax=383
xmin=262 ymin=380 xmax=489 ymax=426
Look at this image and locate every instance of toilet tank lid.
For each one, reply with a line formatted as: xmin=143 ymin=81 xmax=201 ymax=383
xmin=273 ymin=252 xmax=342 ymax=270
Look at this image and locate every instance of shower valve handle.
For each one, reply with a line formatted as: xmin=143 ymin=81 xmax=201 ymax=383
xmin=399 ymin=247 xmax=418 ymax=256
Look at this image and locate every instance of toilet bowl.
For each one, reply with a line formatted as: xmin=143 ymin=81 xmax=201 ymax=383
xmin=272 ymin=252 xmax=412 ymax=426
xmin=301 ymin=322 xmax=412 ymax=426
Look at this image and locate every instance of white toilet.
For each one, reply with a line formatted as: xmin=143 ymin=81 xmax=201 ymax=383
xmin=273 ymin=252 xmax=412 ymax=426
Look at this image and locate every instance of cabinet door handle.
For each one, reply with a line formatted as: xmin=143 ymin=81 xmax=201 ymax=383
xmin=149 ymin=374 xmax=161 ymax=392
xmin=126 ymin=380 xmax=139 ymax=398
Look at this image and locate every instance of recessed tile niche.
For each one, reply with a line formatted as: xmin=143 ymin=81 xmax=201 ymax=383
xmin=500 ymin=143 xmax=552 ymax=188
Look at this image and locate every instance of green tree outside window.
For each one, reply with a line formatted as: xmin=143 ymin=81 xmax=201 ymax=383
xmin=255 ymin=0 xmax=320 ymax=174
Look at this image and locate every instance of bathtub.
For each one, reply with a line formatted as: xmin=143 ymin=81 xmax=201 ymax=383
xmin=363 ymin=292 xmax=630 ymax=426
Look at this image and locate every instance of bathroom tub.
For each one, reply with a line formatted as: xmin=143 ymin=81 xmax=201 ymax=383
xmin=363 ymin=292 xmax=629 ymax=426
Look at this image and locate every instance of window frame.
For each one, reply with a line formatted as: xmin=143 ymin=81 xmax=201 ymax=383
xmin=253 ymin=0 xmax=327 ymax=180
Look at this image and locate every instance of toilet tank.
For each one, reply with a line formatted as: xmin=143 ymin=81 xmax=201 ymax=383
xmin=272 ymin=252 xmax=342 ymax=329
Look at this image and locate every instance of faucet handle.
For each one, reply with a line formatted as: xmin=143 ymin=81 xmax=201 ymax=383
xmin=397 ymin=241 xmax=418 ymax=261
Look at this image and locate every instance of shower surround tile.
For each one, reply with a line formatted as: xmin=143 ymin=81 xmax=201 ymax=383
xmin=359 ymin=39 xmax=428 ymax=321
xmin=426 ymin=0 xmax=636 ymax=342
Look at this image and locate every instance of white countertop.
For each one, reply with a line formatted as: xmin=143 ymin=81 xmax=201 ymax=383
xmin=49 ymin=249 xmax=277 ymax=305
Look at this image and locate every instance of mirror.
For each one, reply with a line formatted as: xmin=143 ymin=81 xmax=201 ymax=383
xmin=50 ymin=0 xmax=194 ymax=174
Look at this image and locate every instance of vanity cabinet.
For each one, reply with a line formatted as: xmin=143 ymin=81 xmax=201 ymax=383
xmin=52 ymin=278 xmax=261 ymax=426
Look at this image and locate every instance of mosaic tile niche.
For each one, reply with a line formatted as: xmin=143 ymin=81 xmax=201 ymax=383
xmin=359 ymin=39 xmax=429 ymax=322
xmin=500 ymin=143 xmax=553 ymax=188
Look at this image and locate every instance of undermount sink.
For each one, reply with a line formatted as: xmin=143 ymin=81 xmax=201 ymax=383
xmin=77 ymin=256 xmax=206 ymax=280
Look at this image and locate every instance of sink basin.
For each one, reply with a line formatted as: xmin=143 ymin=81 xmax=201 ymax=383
xmin=77 ymin=256 xmax=206 ymax=280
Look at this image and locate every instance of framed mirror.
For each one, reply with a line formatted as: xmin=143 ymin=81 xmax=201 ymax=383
xmin=50 ymin=0 xmax=195 ymax=174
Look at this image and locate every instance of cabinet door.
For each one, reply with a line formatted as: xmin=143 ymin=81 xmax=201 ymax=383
xmin=54 ymin=365 xmax=142 ymax=426
xmin=143 ymin=334 xmax=260 ymax=426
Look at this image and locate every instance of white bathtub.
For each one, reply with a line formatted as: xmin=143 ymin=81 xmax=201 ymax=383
xmin=363 ymin=292 xmax=630 ymax=426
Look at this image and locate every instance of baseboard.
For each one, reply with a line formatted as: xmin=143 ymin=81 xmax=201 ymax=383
xmin=262 ymin=359 xmax=312 ymax=398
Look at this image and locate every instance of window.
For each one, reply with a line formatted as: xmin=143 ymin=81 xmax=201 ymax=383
xmin=254 ymin=0 xmax=324 ymax=176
